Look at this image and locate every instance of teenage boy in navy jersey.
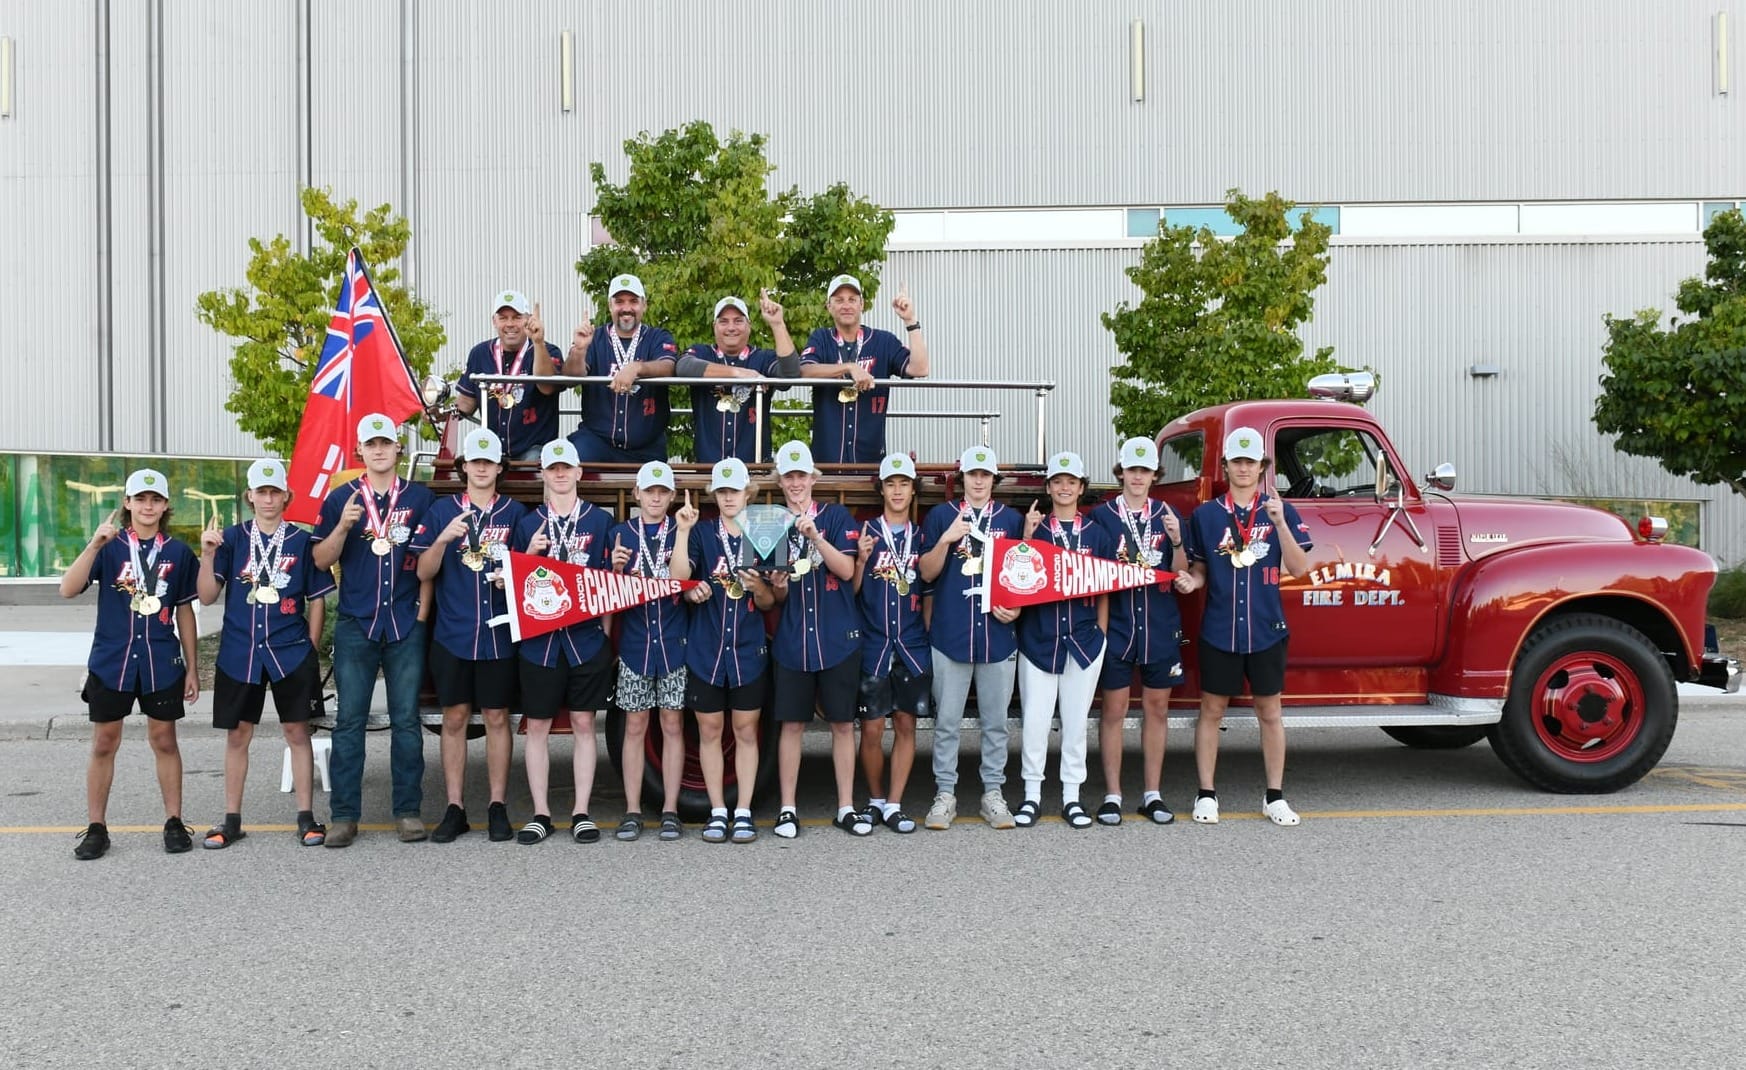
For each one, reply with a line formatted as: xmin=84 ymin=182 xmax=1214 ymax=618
xmin=799 ymin=275 xmax=930 ymax=463
xmin=61 ymin=468 xmax=200 ymax=859
xmin=1090 ymin=436 xmax=1193 ymax=826
xmin=853 ymin=452 xmax=931 ymax=834
xmin=197 ymin=459 xmax=335 ymax=848
xmin=563 ymin=273 xmax=677 ymax=464
xmin=676 ymin=292 xmax=801 ymax=464
xmin=413 ymin=428 xmax=528 ymax=843
xmin=454 ymin=290 xmax=566 ymax=462
xmin=767 ymin=441 xmax=869 ymax=839
xmin=510 ymin=439 xmax=616 ymax=845
xmin=312 ymin=414 xmax=436 ymax=848
xmin=607 ymin=461 xmax=690 ymax=841
xmin=918 ymin=445 xmax=1022 ymax=831
xmin=1180 ymin=426 xmax=1314 ymax=828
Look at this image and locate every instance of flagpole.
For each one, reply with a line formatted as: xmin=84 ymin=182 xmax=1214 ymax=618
xmin=350 ymin=246 xmax=440 ymax=430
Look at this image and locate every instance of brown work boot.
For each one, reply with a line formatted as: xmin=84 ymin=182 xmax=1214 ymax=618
xmin=324 ymin=820 xmax=359 ymax=848
xmin=396 ymin=815 xmax=427 ymax=843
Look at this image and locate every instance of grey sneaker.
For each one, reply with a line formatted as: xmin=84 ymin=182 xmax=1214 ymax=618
xmin=396 ymin=815 xmax=427 ymax=843
xmin=980 ymin=790 xmax=1016 ymax=829
xmin=924 ymin=791 xmax=957 ymax=830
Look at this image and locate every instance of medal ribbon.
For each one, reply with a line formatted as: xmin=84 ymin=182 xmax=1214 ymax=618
xmin=877 ymin=516 xmax=913 ymax=585
xmin=1223 ymin=493 xmax=1262 ymax=552
xmin=636 ymin=517 xmax=671 ymax=577
xmin=787 ymin=501 xmax=821 ymax=565
xmin=1119 ymin=499 xmax=1155 ymax=560
xmin=360 ymin=477 xmax=402 ymax=543
xmin=716 ymin=519 xmax=744 ymax=574
xmin=462 ymin=494 xmax=497 ymax=558
xmin=1048 ymin=513 xmax=1083 ymax=552
xmin=545 ymin=500 xmax=580 ymax=563
xmin=246 ymin=521 xmax=288 ymax=586
xmin=126 ymin=531 xmax=165 ymax=597
xmin=490 ymin=339 xmax=531 ymax=407
xmin=955 ymin=499 xmax=991 ymax=557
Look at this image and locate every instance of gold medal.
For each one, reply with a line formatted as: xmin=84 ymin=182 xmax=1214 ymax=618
xmin=716 ymin=395 xmax=739 ymax=413
xmin=129 ymin=593 xmax=144 ymax=613
xmin=462 ymin=550 xmax=486 ymax=572
xmin=137 ymin=595 xmax=162 ymax=616
xmin=791 ymin=557 xmax=812 ymax=577
xmin=252 ymin=585 xmax=280 ymax=606
xmin=724 ymin=578 xmax=746 ymax=600
xmin=837 ymin=386 xmax=859 ymax=404
xmin=371 ymin=537 xmax=392 ymax=556
xmin=894 ymin=573 xmax=910 ymax=595
xmin=961 ymin=557 xmax=982 ymax=576
xmin=1236 ymin=548 xmax=1256 ymax=568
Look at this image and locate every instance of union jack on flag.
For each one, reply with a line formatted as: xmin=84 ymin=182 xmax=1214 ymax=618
xmin=309 ymin=250 xmax=387 ymax=403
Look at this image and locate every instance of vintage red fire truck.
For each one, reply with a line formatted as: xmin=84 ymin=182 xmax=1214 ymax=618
xmin=416 ymin=370 xmax=1736 ymax=812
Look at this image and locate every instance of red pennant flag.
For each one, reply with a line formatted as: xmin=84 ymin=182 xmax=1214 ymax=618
xmin=284 ymin=248 xmax=424 ymax=524
xmin=493 ymin=551 xmax=701 ymax=642
xmin=983 ymin=537 xmax=1175 ymax=611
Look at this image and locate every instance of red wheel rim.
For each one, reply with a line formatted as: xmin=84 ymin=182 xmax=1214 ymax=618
xmin=1529 ymin=650 xmax=1645 ymax=762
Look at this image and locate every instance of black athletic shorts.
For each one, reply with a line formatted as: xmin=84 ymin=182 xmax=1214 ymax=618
xmin=212 ymin=655 xmax=323 ymax=730
xmin=429 ymin=643 xmax=518 ymax=710
xmin=83 ymin=674 xmax=185 ymax=723
xmin=858 ymin=658 xmax=933 ymax=721
xmin=772 ymin=657 xmax=860 ymax=724
xmin=518 ymin=644 xmax=614 ymax=720
xmin=1198 ymin=637 xmax=1289 ymax=699
xmin=688 ymin=672 xmax=768 ymax=715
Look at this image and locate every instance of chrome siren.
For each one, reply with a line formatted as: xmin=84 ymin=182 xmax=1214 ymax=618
xmin=1307 ymin=371 xmax=1377 ymax=405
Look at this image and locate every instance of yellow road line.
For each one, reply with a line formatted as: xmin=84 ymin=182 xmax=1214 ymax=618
xmin=10 ymin=802 xmax=1746 ymax=836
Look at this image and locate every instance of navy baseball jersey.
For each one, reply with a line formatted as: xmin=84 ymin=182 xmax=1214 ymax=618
xmin=456 ymin=338 xmax=564 ymax=457
xmin=771 ymin=502 xmax=863 ymax=672
xmin=922 ymin=500 xmax=1023 ymax=664
xmin=683 ymin=344 xmax=788 ymax=464
xmin=1184 ymin=494 xmax=1313 ymax=654
xmin=1089 ymin=497 xmax=1184 ymax=666
xmin=210 ymin=521 xmax=335 ymax=683
xmin=314 ymin=476 xmax=434 ymax=643
xmin=856 ymin=517 xmax=932 ymax=678
xmin=512 ymin=501 xmax=615 ymax=669
xmin=683 ymin=522 xmax=768 ymax=687
xmin=608 ymin=516 xmax=687 ymax=678
xmin=1016 ymin=515 xmax=1111 ymax=672
xmin=411 ymin=493 xmax=527 ymax=661
xmin=84 ymin=532 xmax=200 ymax=692
xmin=575 ymin=326 xmax=677 ymax=452
xmin=800 ymin=326 xmax=913 ymax=464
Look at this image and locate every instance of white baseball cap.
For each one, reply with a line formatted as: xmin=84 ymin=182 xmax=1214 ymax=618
xmin=709 ymin=458 xmax=749 ymax=492
xmin=125 ymin=468 xmax=169 ymax=498
xmin=492 ymin=289 xmax=531 ymax=315
xmin=1046 ymin=451 xmax=1087 ymax=480
xmin=775 ymin=441 xmax=818 ymax=476
xmin=356 ymin=413 xmax=398 ymax=444
xmin=540 ymin=440 xmax=578 ymax=469
xmin=637 ymin=461 xmax=676 ymax=490
xmin=609 ymin=274 xmax=647 ymax=300
xmin=878 ymin=453 xmax=915 ymax=482
xmin=1118 ymin=436 xmax=1158 ymax=471
xmin=713 ymin=296 xmax=749 ymax=319
xmin=826 ymin=274 xmax=863 ymax=297
xmin=958 ymin=445 xmax=999 ymax=475
xmin=462 ymin=428 xmax=504 ymax=463
xmin=1223 ymin=426 xmax=1266 ymax=461
xmin=247 ymin=459 xmax=288 ymax=491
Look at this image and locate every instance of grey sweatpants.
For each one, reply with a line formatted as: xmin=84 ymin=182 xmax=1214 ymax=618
xmin=930 ymin=649 xmax=1017 ymax=793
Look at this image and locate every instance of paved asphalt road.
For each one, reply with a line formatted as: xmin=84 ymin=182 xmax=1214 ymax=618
xmin=3 ymin=714 xmax=1743 ymax=1069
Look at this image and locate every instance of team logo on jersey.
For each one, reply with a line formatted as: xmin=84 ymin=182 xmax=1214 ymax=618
xmin=998 ymin=543 xmax=1047 ymax=596
xmin=522 ymin=567 xmax=574 ymax=622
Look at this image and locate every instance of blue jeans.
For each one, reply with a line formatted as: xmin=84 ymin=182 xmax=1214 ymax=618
xmin=330 ymin=617 xmax=426 ymax=822
xmin=567 ymin=427 xmax=668 ymax=465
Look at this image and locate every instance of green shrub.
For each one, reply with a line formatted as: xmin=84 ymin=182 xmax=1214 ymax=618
xmin=1708 ymin=565 xmax=1746 ymax=619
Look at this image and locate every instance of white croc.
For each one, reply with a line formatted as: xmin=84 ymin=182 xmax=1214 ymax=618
xmin=1191 ymin=796 xmax=1220 ymax=824
xmin=1263 ymin=797 xmax=1300 ymax=827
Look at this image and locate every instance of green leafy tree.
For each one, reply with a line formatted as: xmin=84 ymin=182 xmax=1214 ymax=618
xmin=1103 ymin=190 xmax=1347 ymax=446
xmin=1595 ymin=209 xmax=1746 ymax=499
xmin=195 ymin=188 xmax=446 ymax=457
xmin=577 ymin=121 xmax=894 ymax=458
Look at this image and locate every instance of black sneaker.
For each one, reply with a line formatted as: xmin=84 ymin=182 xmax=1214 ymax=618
xmin=73 ymin=822 xmax=110 ymax=861
xmin=487 ymin=802 xmax=512 ymax=842
xmin=162 ymin=817 xmax=193 ymax=854
xmin=430 ymin=804 xmax=470 ymax=843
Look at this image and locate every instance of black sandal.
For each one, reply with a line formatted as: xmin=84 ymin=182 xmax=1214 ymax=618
xmin=203 ymin=825 xmax=246 ymax=850
xmin=1013 ymin=800 xmax=1040 ymax=828
xmin=1139 ymin=798 xmax=1176 ymax=825
xmin=517 ymin=815 xmax=553 ymax=845
xmin=571 ymin=814 xmax=600 ymax=844
xmin=1096 ymin=800 xmax=1123 ymax=826
xmin=731 ymin=814 xmax=757 ymax=843
xmin=702 ymin=814 xmax=729 ymax=843
xmin=883 ymin=809 xmax=917 ymax=834
xmin=615 ymin=814 xmax=643 ymax=842
xmin=1063 ymin=802 xmax=1094 ymax=830
xmin=834 ymin=810 xmax=874 ymax=837
xmin=659 ymin=812 xmax=683 ymax=841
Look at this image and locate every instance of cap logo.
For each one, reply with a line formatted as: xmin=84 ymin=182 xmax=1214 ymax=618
xmin=1238 ymin=436 xmax=1253 ymax=448
xmin=476 ymin=436 xmax=489 ymax=449
xmin=144 ymin=475 xmax=157 ymax=485
xmin=652 ymin=466 xmax=664 ymax=477
xmin=1136 ymin=446 xmax=1148 ymax=456
xmin=788 ymin=450 xmax=801 ymax=461
xmin=723 ymin=464 xmax=736 ymax=476
xmin=500 ymin=292 xmax=513 ymax=304
xmin=1058 ymin=455 xmax=1070 ymax=465
xmin=371 ymin=419 xmax=386 ymax=431
xmin=975 ymin=451 xmax=987 ymax=462
xmin=262 ymin=466 xmax=275 ymax=476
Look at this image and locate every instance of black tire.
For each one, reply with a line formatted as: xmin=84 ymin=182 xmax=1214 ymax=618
xmin=1380 ymin=725 xmax=1490 ymax=749
xmin=1486 ymin=614 xmax=1677 ymax=793
xmin=606 ymin=703 xmax=779 ymax=822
